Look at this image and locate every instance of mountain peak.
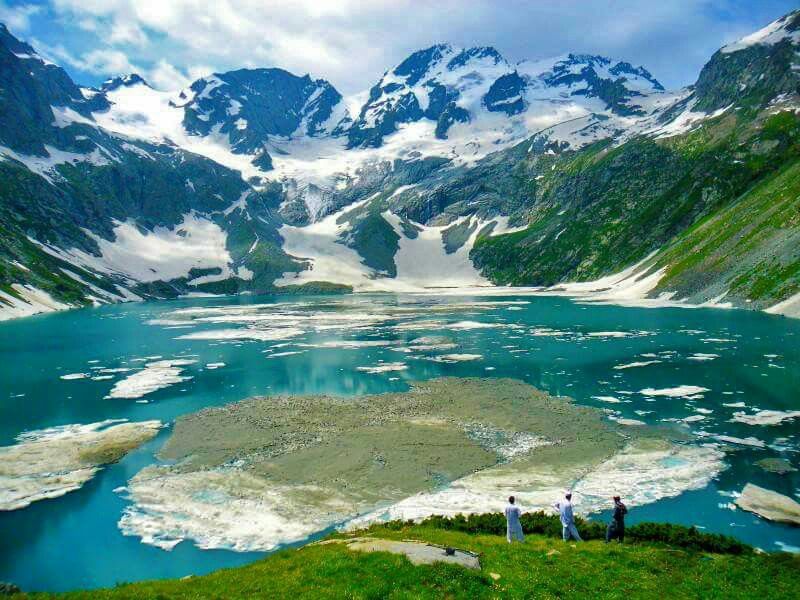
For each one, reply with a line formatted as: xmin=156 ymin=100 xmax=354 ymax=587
xmin=446 ymin=46 xmax=505 ymax=70
xmin=538 ymin=53 xmax=664 ymax=95
xmin=393 ymin=44 xmax=454 ymax=86
xmin=101 ymin=73 xmax=149 ymax=92
xmin=0 ymin=21 xmax=45 ymax=58
xmin=721 ymin=9 xmax=800 ymax=54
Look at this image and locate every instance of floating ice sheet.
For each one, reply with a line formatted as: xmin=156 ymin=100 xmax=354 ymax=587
xmin=106 ymin=359 xmax=196 ymax=400
xmin=0 ymin=419 xmax=161 ymax=510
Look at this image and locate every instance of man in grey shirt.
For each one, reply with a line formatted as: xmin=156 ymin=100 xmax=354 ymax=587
xmin=553 ymin=492 xmax=582 ymax=541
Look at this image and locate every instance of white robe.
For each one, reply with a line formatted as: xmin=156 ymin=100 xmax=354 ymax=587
xmin=504 ymin=504 xmax=524 ymax=542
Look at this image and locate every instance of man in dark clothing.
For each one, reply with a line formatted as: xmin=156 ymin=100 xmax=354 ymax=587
xmin=605 ymin=495 xmax=628 ymax=543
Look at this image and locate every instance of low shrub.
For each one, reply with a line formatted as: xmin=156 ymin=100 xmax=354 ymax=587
xmin=373 ymin=512 xmax=751 ymax=555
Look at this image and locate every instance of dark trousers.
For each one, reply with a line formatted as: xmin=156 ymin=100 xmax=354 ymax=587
xmin=606 ymin=520 xmax=624 ymax=542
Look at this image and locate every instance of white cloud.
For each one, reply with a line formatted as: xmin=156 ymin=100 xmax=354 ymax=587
xmin=0 ymin=1 xmax=42 ymax=32
xmin=109 ymin=18 xmax=148 ymax=46
xmin=27 ymin=1 xmax=800 ymax=93
xmin=31 ymin=35 xmax=209 ymax=92
xmin=81 ymin=48 xmax=138 ymax=74
xmin=146 ymin=59 xmax=190 ymax=90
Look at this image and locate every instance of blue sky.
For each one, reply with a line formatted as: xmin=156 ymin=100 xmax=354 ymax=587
xmin=1 ymin=0 xmax=797 ymax=93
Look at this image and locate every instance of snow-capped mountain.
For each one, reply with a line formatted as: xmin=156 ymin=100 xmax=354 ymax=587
xmin=87 ymin=42 xmax=675 ymax=196
xmin=178 ymin=69 xmax=346 ymax=165
xmin=1 ymin=10 xmax=799 ymax=320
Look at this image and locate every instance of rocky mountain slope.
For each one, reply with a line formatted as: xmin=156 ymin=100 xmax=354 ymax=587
xmin=0 ymin=10 xmax=798 ymax=319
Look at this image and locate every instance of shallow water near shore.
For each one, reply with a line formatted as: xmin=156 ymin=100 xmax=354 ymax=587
xmin=1 ymin=292 xmax=799 ymax=591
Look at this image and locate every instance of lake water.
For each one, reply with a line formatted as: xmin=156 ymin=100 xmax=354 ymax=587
xmin=1 ymin=293 xmax=799 ymax=591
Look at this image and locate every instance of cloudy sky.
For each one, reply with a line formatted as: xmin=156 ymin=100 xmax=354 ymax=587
xmin=1 ymin=0 xmax=796 ymax=93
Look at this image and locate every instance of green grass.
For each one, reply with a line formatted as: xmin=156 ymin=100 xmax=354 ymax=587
xmin=18 ymin=520 xmax=798 ymax=600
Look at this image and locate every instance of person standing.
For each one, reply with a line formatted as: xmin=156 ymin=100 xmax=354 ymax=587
xmin=505 ymin=496 xmax=525 ymax=543
xmin=553 ymin=492 xmax=582 ymax=541
xmin=606 ymin=495 xmax=628 ymax=543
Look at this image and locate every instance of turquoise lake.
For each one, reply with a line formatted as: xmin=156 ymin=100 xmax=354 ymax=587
xmin=1 ymin=293 xmax=799 ymax=591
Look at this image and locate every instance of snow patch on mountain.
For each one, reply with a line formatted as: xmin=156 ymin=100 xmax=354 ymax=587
xmin=721 ymin=11 xmax=800 ymax=54
xmin=384 ymin=212 xmax=489 ymax=289
xmin=0 ymin=284 xmax=72 ymax=321
xmin=91 ymin=80 xmax=270 ymax=181
xmin=31 ymin=213 xmax=232 ymax=285
xmin=0 ymin=144 xmax=115 ymax=184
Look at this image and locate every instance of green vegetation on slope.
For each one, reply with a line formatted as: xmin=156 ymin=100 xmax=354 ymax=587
xmin=20 ymin=518 xmax=798 ymax=599
xmin=653 ymin=153 xmax=800 ymax=308
xmin=469 ymin=107 xmax=800 ymax=309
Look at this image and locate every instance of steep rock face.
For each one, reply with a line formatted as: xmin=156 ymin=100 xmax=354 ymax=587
xmin=694 ymin=10 xmax=800 ymax=112
xmin=179 ymin=68 xmax=344 ymax=158
xmin=484 ymin=72 xmax=527 ymax=115
xmin=0 ymin=24 xmax=108 ymax=154
xmin=0 ymin=26 xmax=304 ymax=314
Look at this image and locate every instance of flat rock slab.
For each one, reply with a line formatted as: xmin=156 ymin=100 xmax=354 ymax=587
xmin=333 ymin=537 xmax=481 ymax=570
xmin=735 ymin=483 xmax=800 ymax=525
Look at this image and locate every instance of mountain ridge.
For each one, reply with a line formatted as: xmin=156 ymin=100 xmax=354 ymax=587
xmin=0 ymin=10 xmax=798 ymax=320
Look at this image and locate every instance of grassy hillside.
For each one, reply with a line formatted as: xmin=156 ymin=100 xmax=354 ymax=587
xmin=16 ymin=516 xmax=799 ymax=599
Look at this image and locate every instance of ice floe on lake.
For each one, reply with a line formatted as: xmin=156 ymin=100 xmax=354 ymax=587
xmin=106 ymin=359 xmax=196 ymax=399
xmin=729 ymin=410 xmax=800 ymax=426
xmin=426 ymin=353 xmax=483 ymax=363
xmin=639 ymin=385 xmax=710 ymax=398
xmin=118 ymin=467 xmax=349 ymax=551
xmin=687 ymin=353 xmax=720 ymax=361
xmin=356 ymin=362 xmax=408 ymax=374
xmin=613 ymin=360 xmax=661 ymax=370
xmin=349 ymin=441 xmax=723 ymax=529
xmin=0 ymin=419 xmax=162 ymax=510
xmin=711 ymin=435 xmax=767 ymax=448
xmin=177 ymin=327 xmax=305 ymax=342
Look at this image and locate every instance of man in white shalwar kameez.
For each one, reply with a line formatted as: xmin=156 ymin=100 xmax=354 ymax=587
xmin=554 ymin=491 xmax=582 ymax=541
xmin=504 ymin=495 xmax=524 ymax=543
